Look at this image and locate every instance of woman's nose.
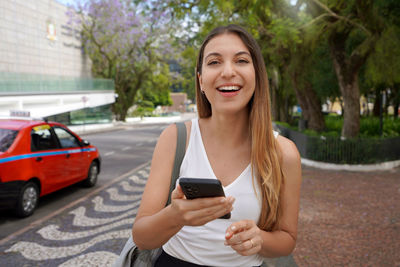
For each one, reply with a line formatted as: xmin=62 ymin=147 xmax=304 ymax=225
xmin=221 ymin=62 xmax=235 ymax=78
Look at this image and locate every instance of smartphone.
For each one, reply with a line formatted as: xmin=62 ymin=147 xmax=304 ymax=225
xmin=179 ymin=177 xmax=231 ymax=219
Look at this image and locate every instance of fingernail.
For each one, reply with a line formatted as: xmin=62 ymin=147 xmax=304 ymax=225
xmin=220 ymin=198 xmax=226 ymax=203
xmin=231 ymin=226 xmax=236 ymax=231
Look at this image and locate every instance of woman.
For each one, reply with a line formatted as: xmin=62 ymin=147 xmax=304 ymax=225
xmin=132 ymin=24 xmax=302 ymax=267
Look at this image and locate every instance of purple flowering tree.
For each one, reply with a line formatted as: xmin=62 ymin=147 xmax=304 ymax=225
xmin=68 ymin=0 xmax=174 ymax=121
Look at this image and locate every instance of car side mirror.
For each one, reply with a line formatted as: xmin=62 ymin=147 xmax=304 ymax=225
xmin=81 ymin=140 xmax=90 ymax=146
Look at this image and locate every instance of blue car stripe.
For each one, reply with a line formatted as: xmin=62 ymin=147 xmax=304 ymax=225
xmin=0 ymin=148 xmax=97 ymax=164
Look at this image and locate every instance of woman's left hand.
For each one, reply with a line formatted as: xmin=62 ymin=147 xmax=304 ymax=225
xmin=224 ymin=220 xmax=263 ymax=256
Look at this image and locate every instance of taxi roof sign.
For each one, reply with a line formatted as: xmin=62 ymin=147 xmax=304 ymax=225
xmin=10 ymin=110 xmax=31 ymax=117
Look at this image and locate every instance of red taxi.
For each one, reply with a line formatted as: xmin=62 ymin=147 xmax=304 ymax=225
xmin=0 ymin=118 xmax=101 ymax=217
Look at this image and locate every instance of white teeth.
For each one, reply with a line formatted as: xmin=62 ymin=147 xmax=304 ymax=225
xmin=218 ymin=86 xmax=240 ymax=91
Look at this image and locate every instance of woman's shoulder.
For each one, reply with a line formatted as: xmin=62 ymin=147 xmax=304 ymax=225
xmin=276 ymin=135 xmax=301 ymax=169
xmin=158 ymin=120 xmax=192 ymax=148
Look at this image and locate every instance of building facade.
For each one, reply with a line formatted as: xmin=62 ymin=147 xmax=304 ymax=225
xmin=0 ymin=0 xmax=115 ymax=124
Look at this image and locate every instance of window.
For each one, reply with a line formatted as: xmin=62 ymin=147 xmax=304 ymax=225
xmin=53 ymin=127 xmax=80 ymax=148
xmin=31 ymin=125 xmax=58 ymax=151
xmin=0 ymin=128 xmax=19 ymax=152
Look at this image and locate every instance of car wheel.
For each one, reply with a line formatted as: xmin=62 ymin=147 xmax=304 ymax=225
xmin=82 ymin=161 xmax=98 ymax=187
xmin=15 ymin=182 xmax=39 ymax=218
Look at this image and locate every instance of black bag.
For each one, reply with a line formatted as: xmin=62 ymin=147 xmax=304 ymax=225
xmin=113 ymin=122 xmax=187 ymax=267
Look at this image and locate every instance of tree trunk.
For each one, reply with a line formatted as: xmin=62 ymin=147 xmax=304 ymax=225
xmin=331 ymin=59 xmax=361 ymax=137
xmin=289 ymin=72 xmax=325 ymax=132
xmin=329 ymin=31 xmax=366 ymax=138
xmin=271 ymin=82 xmax=280 ymax=122
xmin=373 ymin=87 xmax=381 ymax=117
xmin=340 ymin=76 xmax=361 ymax=138
xmin=393 ymin=84 xmax=400 ymax=118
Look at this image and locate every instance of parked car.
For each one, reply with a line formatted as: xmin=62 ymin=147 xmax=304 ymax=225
xmin=0 ymin=118 xmax=101 ymax=217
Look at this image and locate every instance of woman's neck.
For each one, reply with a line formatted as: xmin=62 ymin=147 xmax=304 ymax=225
xmin=200 ymin=110 xmax=250 ymax=147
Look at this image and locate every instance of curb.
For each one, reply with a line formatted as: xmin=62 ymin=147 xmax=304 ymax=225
xmin=301 ymin=158 xmax=400 ymax=172
xmin=69 ymin=113 xmax=196 ymax=136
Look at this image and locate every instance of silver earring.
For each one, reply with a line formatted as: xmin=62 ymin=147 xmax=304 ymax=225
xmin=201 ymin=89 xmax=205 ymax=95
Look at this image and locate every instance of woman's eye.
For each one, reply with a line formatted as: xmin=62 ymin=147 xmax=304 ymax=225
xmin=237 ymin=59 xmax=249 ymax=64
xmin=207 ymin=60 xmax=219 ymax=65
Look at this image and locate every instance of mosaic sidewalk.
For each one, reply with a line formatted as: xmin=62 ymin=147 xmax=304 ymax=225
xmin=0 ymin=164 xmax=151 ymax=266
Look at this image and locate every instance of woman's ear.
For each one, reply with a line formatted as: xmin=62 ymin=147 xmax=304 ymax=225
xmin=197 ymin=72 xmax=201 ymax=83
xmin=197 ymin=72 xmax=203 ymax=89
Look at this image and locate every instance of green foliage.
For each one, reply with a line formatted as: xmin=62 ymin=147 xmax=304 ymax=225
xmin=166 ymin=0 xmax=400 ymax=136
xmin=131 ymin=100 xmax=155 ymax=118
xmin=365 ymin=26 xmax=400 ymax=86
xmin=278 ymin=115 xmax=400 ymax=138
xmin=174 ymin=46 xmax=197 ymax=101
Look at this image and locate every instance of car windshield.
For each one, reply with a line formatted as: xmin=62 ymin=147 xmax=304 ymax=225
xmin=0 ymin=128 xmax=19 ymax=152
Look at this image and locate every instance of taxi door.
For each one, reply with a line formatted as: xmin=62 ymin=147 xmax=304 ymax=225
xmin=30 ymin=125 xmax=65 ymax=194
xmin=52 ymin=126 xmax=86 ymax=184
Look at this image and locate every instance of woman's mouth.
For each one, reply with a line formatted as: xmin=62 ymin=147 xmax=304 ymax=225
xmin=216 ymin=85 xmax=241 ymax=93
xmin=216 ymin=85 xmax=241 ymax=97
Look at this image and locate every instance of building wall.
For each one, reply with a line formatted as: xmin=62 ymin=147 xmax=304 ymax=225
xmin=163 ymin=92 xmax=187 ymax=113
xmin=0 ymin=0 xmax=91 ymax=77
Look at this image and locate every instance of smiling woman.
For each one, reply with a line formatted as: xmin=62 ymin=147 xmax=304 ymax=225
xmin=197 ymin=33 xmax=256 ymax=115
xmin=130 ymin=24 xmax=302 ymax=267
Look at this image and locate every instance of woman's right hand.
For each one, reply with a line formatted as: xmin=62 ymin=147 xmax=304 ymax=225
xmin=169 ymin=185 xmax=235 ymax=226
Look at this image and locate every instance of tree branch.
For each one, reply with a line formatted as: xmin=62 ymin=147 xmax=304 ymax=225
xmin=308 ymin=0 xmax=371 ymax=35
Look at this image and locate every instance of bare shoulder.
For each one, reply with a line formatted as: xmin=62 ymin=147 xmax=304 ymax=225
xmin=159 ymin=123 xmax=178 ymax=146
xmin=276 ymin=135 xmax=302 ymax=183
xmin=276 ymin=135 xmax=300 ymax=164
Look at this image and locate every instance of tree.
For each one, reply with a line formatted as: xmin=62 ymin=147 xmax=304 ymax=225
xmin=364 ymin=2 xmax=400 ymax=118
xmin=303 ymin=0 xmax=387 ymax=138
xmin=68 ymin=0 xmax=174 ymax=121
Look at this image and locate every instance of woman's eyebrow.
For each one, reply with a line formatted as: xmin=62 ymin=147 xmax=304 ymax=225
xmin=236 ymin=51 xmax=251 ymax=57
xmin=205 ymin=51 xmax=251 ymax=60
xmin=204 ymin=52 xmax=221 ymax=60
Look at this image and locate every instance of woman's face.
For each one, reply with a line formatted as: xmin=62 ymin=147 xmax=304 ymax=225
xmin=198 ymin=33 xmax=256 ymax=116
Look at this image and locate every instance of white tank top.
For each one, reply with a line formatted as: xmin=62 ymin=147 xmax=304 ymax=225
xmin=163 ymin=119 xmax=278 ymax=266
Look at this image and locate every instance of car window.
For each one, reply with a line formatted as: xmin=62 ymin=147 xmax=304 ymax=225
xmin=53 ymin=127 xmax=81 ymax=148
xmin=0 ymin=128 xmax=19 ymax=152
xmin=31 ymin=125 xmax=59 ymax=151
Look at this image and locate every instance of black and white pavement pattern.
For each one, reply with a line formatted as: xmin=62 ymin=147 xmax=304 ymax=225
xmin=1 ymin=164 xmax=151 ymax=267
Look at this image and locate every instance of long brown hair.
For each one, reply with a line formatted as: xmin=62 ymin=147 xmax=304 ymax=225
xmin=195 ymin=25 xmax=284 ymax=231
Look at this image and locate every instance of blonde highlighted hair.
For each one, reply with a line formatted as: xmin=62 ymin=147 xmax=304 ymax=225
xmin=195 ymin=25 xmax=284 ymax=231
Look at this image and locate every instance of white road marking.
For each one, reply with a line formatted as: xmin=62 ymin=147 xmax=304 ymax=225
xmin=104 ymin=151 xmax=115 ymax=156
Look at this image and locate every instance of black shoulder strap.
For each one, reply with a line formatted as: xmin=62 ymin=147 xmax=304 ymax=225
xmin=166 ymin=122 xmax=187 ymax=205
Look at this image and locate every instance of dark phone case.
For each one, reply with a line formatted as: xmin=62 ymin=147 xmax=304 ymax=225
xmin=179 ymin=178 xmax=231 ymax=219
